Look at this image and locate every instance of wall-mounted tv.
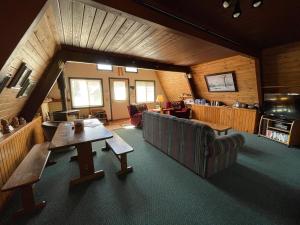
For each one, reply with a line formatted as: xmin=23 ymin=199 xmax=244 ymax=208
xmin=263 ymin=93 xmax=300 ymax=120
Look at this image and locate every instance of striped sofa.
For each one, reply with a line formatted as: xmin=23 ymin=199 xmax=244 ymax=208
xmin=142 ymin=111 xmax=244 ymax=178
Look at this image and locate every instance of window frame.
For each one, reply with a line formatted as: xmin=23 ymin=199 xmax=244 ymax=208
xmin=135 ymin=80 xmax=156 ymax=104
xmin=109 ymin=78 xmax=130 ymax=102
xmin=125 ymin=67 xmax=138 ymax=73
xmin=69 ymin=77 xmax=105 ymax=109
xmin=97 ymin=64 xmax=113 ymax=71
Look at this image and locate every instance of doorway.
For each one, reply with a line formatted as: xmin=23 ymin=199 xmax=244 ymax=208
xmin=109 ymin=78 xmax=130 ymax=120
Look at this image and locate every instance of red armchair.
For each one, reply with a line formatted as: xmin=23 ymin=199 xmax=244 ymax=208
xmin=163 ymin=101 xmax=191 ymax=119
xmin=127 ymin=104 xmax=148 ymax=127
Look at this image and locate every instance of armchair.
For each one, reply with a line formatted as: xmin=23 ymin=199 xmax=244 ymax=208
xmin=163 ymin=101 xmax=191 ymax=119
xmin=127 ymin=104 xmax=148 ymax=127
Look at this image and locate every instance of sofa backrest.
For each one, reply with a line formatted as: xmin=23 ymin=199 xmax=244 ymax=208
xmin=142 ymin=111 xmax=215 ymax=176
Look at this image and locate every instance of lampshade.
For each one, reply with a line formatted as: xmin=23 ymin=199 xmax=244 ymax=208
xmin=156 ymin=95 xmax=164 ymax=103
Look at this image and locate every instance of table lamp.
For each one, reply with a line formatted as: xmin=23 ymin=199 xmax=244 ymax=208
xmin=156 ymin=95 xmax=164 ymax=110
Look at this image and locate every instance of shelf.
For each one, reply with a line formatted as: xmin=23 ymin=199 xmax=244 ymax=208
xmin=262 ymin=117 xmax=293 ymax=124
xmin=268 ymin=126 xmax=290 ymax=133
xmin=261 ymin=135 xmax=289 ymax=145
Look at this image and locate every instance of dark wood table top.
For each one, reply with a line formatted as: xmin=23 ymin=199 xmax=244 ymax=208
xmin=49 ymin=119 xmax=113 ymax=150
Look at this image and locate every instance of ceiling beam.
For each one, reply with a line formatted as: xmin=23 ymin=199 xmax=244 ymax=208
xmin=20 ymin=53 xmax=64 ymax=122
xmin=0 ymin=0 xmax=48 ymax=74
xmin=60 ymin=45 xmax=190 ymax=73
xmin=85 ymin=0 xmax=259 ymax=57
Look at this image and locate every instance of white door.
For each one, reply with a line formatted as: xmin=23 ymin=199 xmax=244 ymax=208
xmin=110 ymin=78 xmax=130 ymax=120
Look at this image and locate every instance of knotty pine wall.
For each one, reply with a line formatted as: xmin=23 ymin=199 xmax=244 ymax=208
xmin=0 ymin=6 xmax=59 ymax=121
xmin=262 ymin=41 xmax=300 ymax=93
xmin=156 ymin=71 xmax=192 ymax=101
xmin=191 ymin=55 xmax=260 ymax=106
xmin=0 ymin=117 xmax=44 ymax=211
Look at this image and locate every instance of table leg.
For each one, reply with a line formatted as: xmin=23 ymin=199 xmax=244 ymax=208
xmin=70 ymin=142 xmax=104 ymax=187
xmin=13 ymin=185 xmax=46 ymax=219
xmin=224 ymin=130 xmax=228 ymax=135
xmin=117 ymin=154 xmax=133 ymax=177
xmin=101 ymin=141 xmax=110 ymax=152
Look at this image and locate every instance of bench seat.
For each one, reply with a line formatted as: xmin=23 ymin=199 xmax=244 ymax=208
xmin=1 ymin=142 xmax=50 ymax=218
xmin=104 ymin=133 xmax=134 ymax=176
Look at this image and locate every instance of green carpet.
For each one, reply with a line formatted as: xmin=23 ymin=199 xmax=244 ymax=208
xmin=1 ymin=128 xmax=300 ymax=225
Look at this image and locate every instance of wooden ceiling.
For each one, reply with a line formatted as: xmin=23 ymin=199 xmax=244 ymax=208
xmin=50 ymin=0 xmax=237 ymax=66
xmin=131 ymin=0 xmax=300 ymax=50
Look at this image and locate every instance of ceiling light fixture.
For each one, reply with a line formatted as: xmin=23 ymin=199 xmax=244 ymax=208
xmin=252 ymin=0 xmax=263 ymax=8
xmin=232 ymin=1 xmax=241 ymax=18
xmin=222 ymin=0 xmax=232 ymax=8
xmin=222 ymin=0 xmax=262 ymax=18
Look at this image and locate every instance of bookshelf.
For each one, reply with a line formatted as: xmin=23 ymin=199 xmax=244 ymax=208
xmin=258 ymin=115 xmax=300 ymax=147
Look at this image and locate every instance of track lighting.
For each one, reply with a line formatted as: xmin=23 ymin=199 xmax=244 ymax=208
xmin=252 ymin=0 xmax=263 ymax=8
xmin=222 ymin=0 xmax=231 ymax=9
xmin=232 ymin=1 xmax=241 ymax=18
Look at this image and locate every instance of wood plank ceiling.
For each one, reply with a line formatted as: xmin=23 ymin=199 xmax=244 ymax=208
xmin=53 ymin=0 xmax=237 ymax=66
xmin=0 ymin=0 xmax=240 ymax=121
xmin=0 ymin=5 xmax=59 ymax=120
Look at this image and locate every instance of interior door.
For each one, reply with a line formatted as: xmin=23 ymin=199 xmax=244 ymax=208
xmin=109 ymin=78 xmax=130 ymax=120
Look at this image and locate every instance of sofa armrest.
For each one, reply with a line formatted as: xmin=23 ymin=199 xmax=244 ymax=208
xmin=210 ymin=133 xmax=245 ymax=157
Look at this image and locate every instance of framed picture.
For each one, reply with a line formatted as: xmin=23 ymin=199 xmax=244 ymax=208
xmin=0 ymin=75 xmax=11 ymax=94
xmin=7 ymin=63 xmax=32 ymax=89
xmin=204 ymin=71 xmax=238 ymax=92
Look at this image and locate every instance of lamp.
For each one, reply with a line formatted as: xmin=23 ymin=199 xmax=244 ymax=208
xmin=156 ymin=95 xmax=165 ymax=109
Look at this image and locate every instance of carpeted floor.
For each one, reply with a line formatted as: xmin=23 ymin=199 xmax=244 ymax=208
xmin=1 ymin=128 xmax=300 ymax=225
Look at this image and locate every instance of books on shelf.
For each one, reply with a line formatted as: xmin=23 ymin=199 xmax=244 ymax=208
xmin=266 ymin=130 xmax=289 ymax=143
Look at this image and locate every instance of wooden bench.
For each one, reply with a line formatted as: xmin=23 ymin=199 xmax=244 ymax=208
xmin=103 ymin=133 xmax=134 ymax=176
xmin=1 ymin=142 xmax=50 ymax=218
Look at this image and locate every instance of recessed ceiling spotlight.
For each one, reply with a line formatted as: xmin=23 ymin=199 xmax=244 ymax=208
xmin=222 ymin=0 xmax=232 ymax=9
xmin=232 ymin=1 xmax=241 ymax=18
xmin=252 ymin=0 xmax=263 ymax=8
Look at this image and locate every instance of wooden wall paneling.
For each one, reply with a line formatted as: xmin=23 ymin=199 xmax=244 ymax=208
xmin=105 ymin=19 xmax=135 ymax=52
xmin=72 ymin=1 xmax=84 ymax=46
xmin=106 ymin=21 xmax=141 ymax=52
xmin=191 ymin=55 xmax=259 ymax=106
xmin=192 ymin=104 xmax=257 ymax=133
xmin=0 ymin=117 xmax=44 ymax=211
xmin=156 ymin=71 xmax=192 ymax=101
xmin=0 ymin=6 xmax=59 ymax=121
xmin=59 ymin=0 xmax=73 ymax=45
xmin=118 ymin=26 xmax=155 ymax=53
xmin=262 ymin=41 xmax=300 ymax=93
xmin=80 ymin=5 xmax=97 ymax=48
xmin=92 ymin=13 xmax=117 ymax=50
xmin=219 ymin=107 xmax=233 ymax=127
xmin=99 ymin=16 xmax=126 ymax=51
xmin=86 ymin=9 xmax=107 ymax=49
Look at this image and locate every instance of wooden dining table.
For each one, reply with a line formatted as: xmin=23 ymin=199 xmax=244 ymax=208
xmin=49 ymin=119 xmax=113 ymax=187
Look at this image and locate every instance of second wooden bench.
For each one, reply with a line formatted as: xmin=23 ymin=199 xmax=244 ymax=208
xmin=1 ymin=142 xmax=50 ymax=218
xmin=103 ymin=133 xmax=134 ymax=176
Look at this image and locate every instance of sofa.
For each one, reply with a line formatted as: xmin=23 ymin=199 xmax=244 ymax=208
xmin=127 ymin=104 xmax=148 ymax=127
xmin=163 ymin=101 xmax=191 ymax=119
xmin=142 ymin=111 xmax=244 ymax=178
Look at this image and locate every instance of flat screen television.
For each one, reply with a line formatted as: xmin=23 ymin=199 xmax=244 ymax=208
xmin=263 ymin=93 xmax=300 ymax=120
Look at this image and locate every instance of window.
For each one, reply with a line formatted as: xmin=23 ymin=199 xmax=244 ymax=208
xmin=70 ymin=78 xmax=103 ymax=108
xmin=113 ymin=80 xmax=127 ymax=101
xmin=135 ymin=80 xmax=155 ymax=103
xmin=97 ymin=64 xmax=113 ymax=71
xmin=125 ymin=67 xmax=138 ymax=73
